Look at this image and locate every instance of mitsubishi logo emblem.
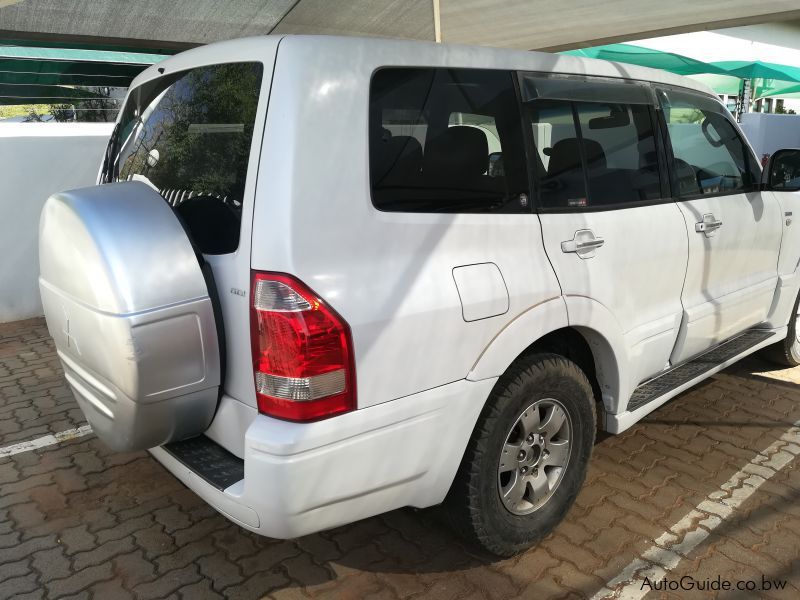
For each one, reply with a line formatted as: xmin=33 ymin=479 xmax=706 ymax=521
xmin=62 ymin=309 xmax=80 ymax=355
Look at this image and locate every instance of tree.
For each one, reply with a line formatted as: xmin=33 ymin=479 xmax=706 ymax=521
xmin=119 ymin=63 xmax=261 ymax=202
xmin=23 ymin=87 xmax=120 ymax=122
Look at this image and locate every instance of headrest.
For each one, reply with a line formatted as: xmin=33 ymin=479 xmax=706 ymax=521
xmin=547 ymin=138 xmax=607 ymax=176
xmin=424 ymin=126 xmax=489 ymax=178
xmin=373 ymin=134 xmax=423 ymax=181
xmin=581 ymin=139 xmax=607 ymax=170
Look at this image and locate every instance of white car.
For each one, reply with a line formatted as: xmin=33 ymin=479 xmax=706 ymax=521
xmin=38 ymin=35 xmax=800 ymax=556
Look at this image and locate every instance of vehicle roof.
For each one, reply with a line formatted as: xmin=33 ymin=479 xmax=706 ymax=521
xmin=130 ymin=34 xmax=715 ymax=97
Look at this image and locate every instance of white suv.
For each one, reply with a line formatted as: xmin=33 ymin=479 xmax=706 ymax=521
xmin=38 ymin=35 xmax=800 ymax=556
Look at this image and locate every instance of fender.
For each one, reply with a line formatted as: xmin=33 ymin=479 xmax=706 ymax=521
xmin=764 ymin=269 xmax=800 ymax=330
xmin=466 ymin=296 xmax=568 ymax=381
xmin=467 ymin=295 xmax=629 ymax=416
xmin=764 ymin=189 xmax=800 ymax=329
xmin=563 ymin=295 xmax=630 ymax=414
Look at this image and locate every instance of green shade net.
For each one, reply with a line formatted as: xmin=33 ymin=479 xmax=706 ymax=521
xmin=0 ymin=46 xmax=165 ymax=95
xmin=562 ymin=43 xmax=729 ymax=76
xmin=708 ymin=60 xmax=800 ymax=101
xmin=0 ymin=83 xmax=110 ymax=105
xmin=562 ymin=45 xmax=800 ymax=101
xmin=711 ymin=60 xmax=800 ymax=83
xmin=688 ymin=74 xmax=742 ymax=96
xmin=0 ymin=46 xmax=166 ymax=65
xmin=705 ymin=62 xmax=800 ymax=101
xmin=759 ymin=82 xmax=800 ymax=99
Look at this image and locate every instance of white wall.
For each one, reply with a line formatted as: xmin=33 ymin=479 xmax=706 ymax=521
xmin=740 ymin=113 xmax=800 ymax=159
xmin=0 ymin=123 xmax=113 ymax=322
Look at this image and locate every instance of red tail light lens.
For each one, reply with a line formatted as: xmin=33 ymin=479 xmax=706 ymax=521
xmin=250 ymin=271 xmax=356 ymax=421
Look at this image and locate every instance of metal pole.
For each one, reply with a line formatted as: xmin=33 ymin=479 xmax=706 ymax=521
xmin=739 ymin=78 xmax=751 ymax=123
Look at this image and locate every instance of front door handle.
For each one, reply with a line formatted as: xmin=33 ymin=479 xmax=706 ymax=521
xmin=561 ymin=229 xmax=605 ymax=259
xmin=695 ymin=213 xmax=723 ymax=237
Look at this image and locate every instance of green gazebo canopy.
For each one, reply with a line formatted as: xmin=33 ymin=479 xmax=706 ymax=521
xmin=562 ymin=43 xmax=730 ymax=76
xmin=760 ymin=82 xmax=800 ymax=99
xmin=562 ymin=44 xmax=800 ymax=102
xmin=687 ymin=73 xmax=742 ymax=96
xmin=710 ymin=60 xmax=800 ymax=84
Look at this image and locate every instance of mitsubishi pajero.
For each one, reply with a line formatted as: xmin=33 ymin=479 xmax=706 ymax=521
xmin=39 ymin=35 xmax=800 ymax=556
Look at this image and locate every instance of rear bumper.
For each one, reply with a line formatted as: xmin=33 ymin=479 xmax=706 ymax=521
xmin=149 ymin=377 xmax=496 ymax=538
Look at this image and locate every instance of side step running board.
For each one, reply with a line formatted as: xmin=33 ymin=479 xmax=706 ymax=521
xmin=628 ymin=329 xmax=773 ymax=412
xmin=163 ymin=435 xmax=244 ymax=491
xmin=605 ymin=327 xmax=783 ymax=434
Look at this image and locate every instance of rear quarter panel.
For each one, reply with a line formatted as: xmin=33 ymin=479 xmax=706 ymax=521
xmin=252 ymin=36 xmax=564 ymax=408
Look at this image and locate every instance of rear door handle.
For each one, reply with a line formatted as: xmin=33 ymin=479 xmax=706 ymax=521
xmin=561 ymin=229 xmax=604 ymax=259
xmin=695 ymin=213 xmax=723 ymax=236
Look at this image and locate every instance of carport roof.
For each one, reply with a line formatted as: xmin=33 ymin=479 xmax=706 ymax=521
xmin=2 ymin=0 xmax=800 ymax=54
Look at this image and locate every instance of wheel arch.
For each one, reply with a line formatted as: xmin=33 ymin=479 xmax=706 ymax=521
xmin=467 ymin=296 xmax=629 ymax=418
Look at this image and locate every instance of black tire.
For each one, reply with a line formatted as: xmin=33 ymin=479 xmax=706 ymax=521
xmin=762 ymin=292 xmax=800 ymax=368
xmin=445 ymin=353 xmax=596 ymax=557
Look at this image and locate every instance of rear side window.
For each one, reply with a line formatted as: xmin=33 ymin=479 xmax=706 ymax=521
xmin=524 ymin=97 xmax=662 ymax=209
xmin=369 ymin=68 xmax=528 ymax=213
xmin=575 ymin=102 xmax=661 ymax=206
xmin=527 ymin=100 xmax=587 ymax=208
xmin=659 ymin=88 xmax=759 ymax=198
xmin=112 ymin=62 xmax=263 ymax=253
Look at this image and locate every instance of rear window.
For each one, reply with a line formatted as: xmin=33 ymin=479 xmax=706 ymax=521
xmin=369 ymin=68 xmax=528 ymax=213
xmin=108 ymin=62 xmax=263 ymax=253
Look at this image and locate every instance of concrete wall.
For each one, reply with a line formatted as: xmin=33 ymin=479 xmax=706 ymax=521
xmin=0 ymin=123 xmax=113 ymax=323
xmin=740 ymin=113 xmax=800 ymax=159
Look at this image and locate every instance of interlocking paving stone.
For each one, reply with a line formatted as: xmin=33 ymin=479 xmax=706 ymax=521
xmin=2 ymin=317 xmax=800 ymax=599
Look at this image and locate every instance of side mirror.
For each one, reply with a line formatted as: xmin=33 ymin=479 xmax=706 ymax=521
xmin=764 ymin=149 xmax=800 ymax=191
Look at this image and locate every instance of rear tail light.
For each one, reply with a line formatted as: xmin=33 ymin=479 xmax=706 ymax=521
xmin=250 ymin=272 xmax=356 ymax=421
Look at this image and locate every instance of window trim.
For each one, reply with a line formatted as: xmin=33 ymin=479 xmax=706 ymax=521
xmin=512 ymin=70 xmax=536 ymax=215
xmin=655 ymin=85 xmax=762 ymax=203
xmin=519 ymin=71 xmax=655 ymax=105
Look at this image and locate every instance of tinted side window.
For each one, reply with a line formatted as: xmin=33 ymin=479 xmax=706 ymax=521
xmin=114 ymin=62 xmax=263 ymax=254
xmin=525 ymin=99 xmax=661 ymax=209
xmin=369 ymin=68 xmax=528 ymax=213
xmin=527 ymin=100 xmax=588 ymax=208
xmin=575 ymin=102 xmax=662 ymax=206
xmin=659 ymin=88 xmax=759 ymax=197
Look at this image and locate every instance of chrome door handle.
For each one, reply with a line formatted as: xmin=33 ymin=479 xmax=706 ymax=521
xmin=561 ymin=230 xmax=604 ymax=258
xmin=695 ymin=213 xmax=723 ymax=236
xmin=562 ymin=238 xmax=605 ymax=252
xmin=695 ymin=220 xmax=723 ymax=232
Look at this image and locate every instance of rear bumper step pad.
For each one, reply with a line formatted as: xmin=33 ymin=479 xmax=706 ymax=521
xmin=163 ymin=435 xmax=244 ymax=491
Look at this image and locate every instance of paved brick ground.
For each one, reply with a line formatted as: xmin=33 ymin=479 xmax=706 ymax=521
xmin=1 ymin=317 xmax=799 ymax=599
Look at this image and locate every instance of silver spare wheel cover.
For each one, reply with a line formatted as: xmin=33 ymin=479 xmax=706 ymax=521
xmin=39 ymin=181 xmax=221 ymax=452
